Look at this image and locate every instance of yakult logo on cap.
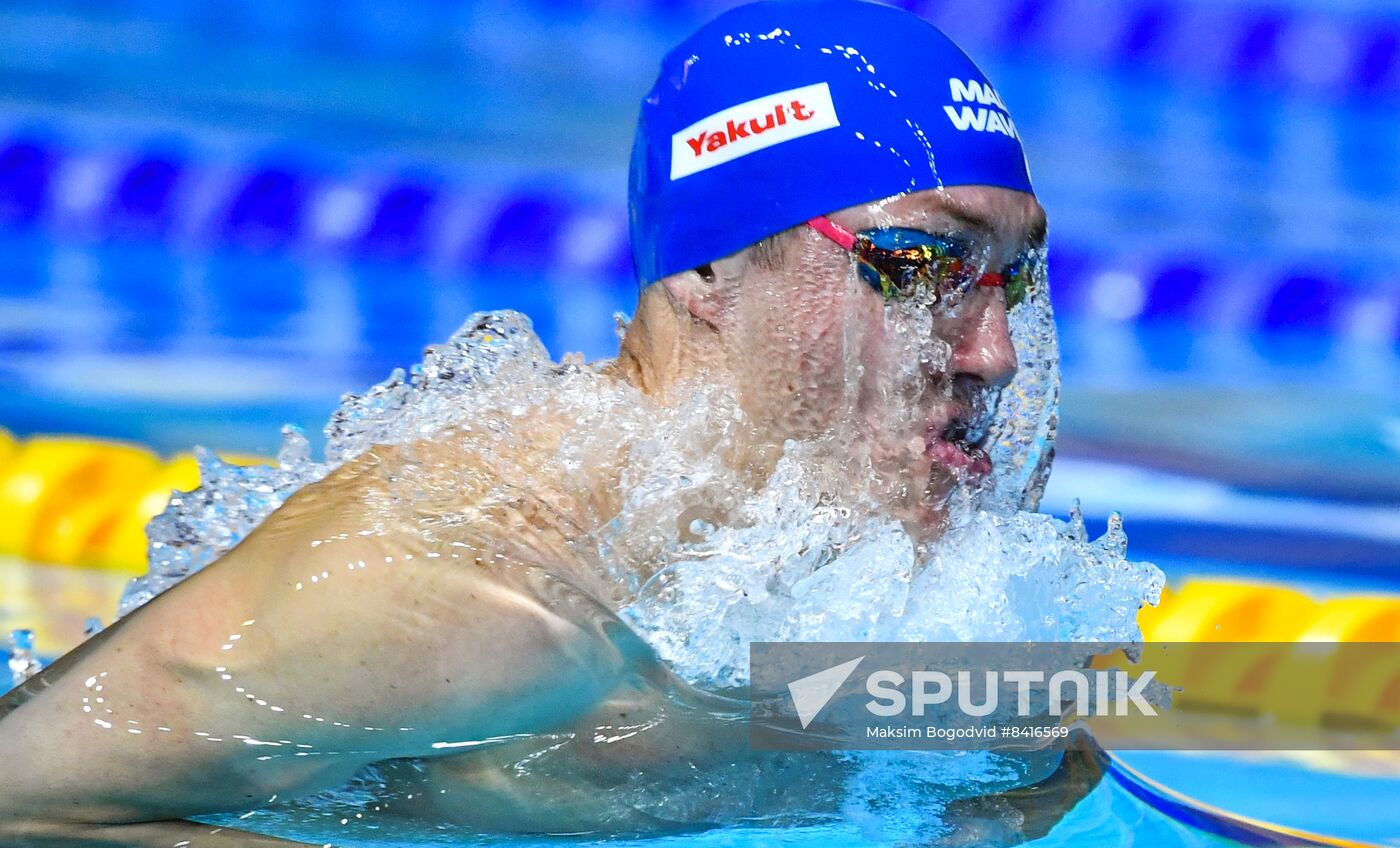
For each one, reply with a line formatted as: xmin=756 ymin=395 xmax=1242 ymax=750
xmin=670 ymin=82 xmax=840 ymax=180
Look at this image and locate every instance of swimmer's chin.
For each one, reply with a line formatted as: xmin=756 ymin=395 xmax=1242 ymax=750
xmin=863 ymin=431 xmax=991 ymax=539
xmin=906 ymin=454 xmax=993 ymax=540
xmin=892 ymin=493 xmax=951 ymax=545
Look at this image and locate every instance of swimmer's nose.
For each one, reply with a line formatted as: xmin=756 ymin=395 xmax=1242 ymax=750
xmin=950 ymin=287 xmax=1017 ymax=390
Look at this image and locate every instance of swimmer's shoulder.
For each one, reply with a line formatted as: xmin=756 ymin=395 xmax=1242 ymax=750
xmin=258 ymin=428 xmax=563 ymax=541
xmin=255 ymin=377 xmax=633 ymax=557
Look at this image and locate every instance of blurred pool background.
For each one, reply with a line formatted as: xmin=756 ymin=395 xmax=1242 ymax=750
xmin=1 ymin=2 xmax=1399 ymax=843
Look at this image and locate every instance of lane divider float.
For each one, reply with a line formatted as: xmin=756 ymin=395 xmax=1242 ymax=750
xmin=0 ymin=430 xmax=271 ymax=572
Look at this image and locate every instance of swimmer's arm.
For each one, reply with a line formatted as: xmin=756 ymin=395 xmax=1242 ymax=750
xmin=0 ymin=630 xmax=314 ymax=844
xmin=0 ymin=543 xmax=371 ymax=826
xmin=0 ymin=461 xmax=635 ymax=826
xmin=406 ymin=683 xmax=1101 ymax=838
xmin=396 ymin=669 xmax=818 ymax=831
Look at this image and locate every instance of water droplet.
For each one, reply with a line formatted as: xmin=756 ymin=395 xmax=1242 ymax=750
xmin=7 ymin=629 xmax=42 ymax=685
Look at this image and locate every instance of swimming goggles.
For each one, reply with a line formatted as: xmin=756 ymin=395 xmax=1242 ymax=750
xmin=806 ymin=216 xmax=1032 ymax=309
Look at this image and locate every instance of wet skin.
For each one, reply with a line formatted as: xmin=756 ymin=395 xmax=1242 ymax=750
xmin=0 ymin=187 xmax=1069 ymax=844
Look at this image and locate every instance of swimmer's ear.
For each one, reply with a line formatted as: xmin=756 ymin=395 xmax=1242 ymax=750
xmin=661 ymin=262 xmax=728 ymax=330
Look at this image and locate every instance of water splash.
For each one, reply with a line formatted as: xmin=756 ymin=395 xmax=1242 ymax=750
xmin=621 ymin=481 xmax=1162 ymax=688
xmin=118 ymin=312 xmax=552 ymax=616
xmin=988 ymin=247 xmax=1060 ymax=512
xmin=120 ymin=245 xmax=1087 ymax=635
xmin=115 ymin=271 xmax=1161 ymax=689
xmin=119 ymin=429 xmax=325 ymax=616
xmin=112 ymin=254 xmax=1163 ymax=840
xmin=7 ymin=629 xmax=42 ymax=687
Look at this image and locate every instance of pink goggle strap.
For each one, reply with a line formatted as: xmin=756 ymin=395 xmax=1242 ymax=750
xmin=805 ymin=215 xmax=858 ymax=251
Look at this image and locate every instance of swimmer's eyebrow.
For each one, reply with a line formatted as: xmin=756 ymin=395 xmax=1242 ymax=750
xmin=945 ymin=205 xmax=1048 ymax=250
xmin=893 ymin=201 xmax=1046 ymax=247
xmin=1025 ymin=213 xmax=1047 ymax=248
xmin=937 ymin=206 xmax=998 ymax=238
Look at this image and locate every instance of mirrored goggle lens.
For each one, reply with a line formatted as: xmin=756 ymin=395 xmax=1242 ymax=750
xmin=856 ymin=229 xmax=970 ymax=301
xmin=853 ymin=228 xmax=1040 ymax=310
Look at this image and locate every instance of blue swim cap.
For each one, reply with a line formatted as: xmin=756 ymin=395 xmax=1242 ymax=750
xmin=629 ymin=0 xmax=1034 ymax=286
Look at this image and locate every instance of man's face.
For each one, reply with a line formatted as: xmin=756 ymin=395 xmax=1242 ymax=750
xmin=718 ymin=186 xmax=1047 ymax=525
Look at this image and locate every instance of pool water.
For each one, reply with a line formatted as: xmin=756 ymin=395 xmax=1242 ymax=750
xmin=208 ymin=779 xmax=1245 ymax=848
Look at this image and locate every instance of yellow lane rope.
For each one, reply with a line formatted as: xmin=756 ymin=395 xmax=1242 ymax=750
xmin=0 ymin=429 xmax=271 ymax=572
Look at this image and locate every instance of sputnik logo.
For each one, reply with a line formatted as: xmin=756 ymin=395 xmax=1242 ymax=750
xmin=787 ymin=656 xmax=864 ymax=729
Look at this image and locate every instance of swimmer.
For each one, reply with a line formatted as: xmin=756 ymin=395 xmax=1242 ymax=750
xmin=0 ymin=2 xmax=1080 ymax=844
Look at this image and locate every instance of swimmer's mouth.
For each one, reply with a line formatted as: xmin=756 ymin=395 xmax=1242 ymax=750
xmin=927 ymin=418 xmax=993 ymax=477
